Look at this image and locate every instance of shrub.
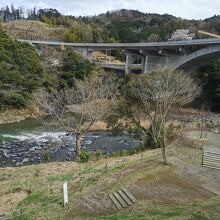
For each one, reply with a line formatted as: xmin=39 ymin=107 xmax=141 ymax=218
xmin=120 ymin=150 xmax=129 ymax=156
xmin=143 ymin=132 xmax=155 ymax=149
xmin=130 ymin=143 xmax=146 ymax=155
xmin=3 ymin=92 xmax=27 ymax=108
xmin=142 ymin=123 xmax=177 ymax=150
xmin=94 ymin=149 xmax=102 ymax=161
xmin=80 ymin=151 xmax=90 ymax=163
xmin=112 ymin=149 xmax=129 ymax=157
xmin=61 ymin=49 xmax=95 ymax=88
xmin=131 ymin=145 xmax=141 ymax=155
xmin=43 ymin=150 xmax=50 ymax=163
xmin=111 ymin=151 xmax=121 ymax=157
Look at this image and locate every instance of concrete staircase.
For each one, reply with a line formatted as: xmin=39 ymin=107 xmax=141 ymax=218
xmin=109 ymin=188 xmax=136 ymax=209
xmin=203 ymin=147 xmax=220 ymax=170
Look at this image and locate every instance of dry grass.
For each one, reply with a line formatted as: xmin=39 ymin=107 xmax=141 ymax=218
xmin=91 ymin=51 xmax=123 ymax=64
xmin=0 ymin=144 xmax=219 ymax=220
xmin=0 ymin=191 xmax=27 ymax=216
xmin=132 ymin=171 xmax=214 ymax=205
xmin=2 ymin=20 xmax=67 ymax=41
xmin=171 ymin=142 xmax=203 ymax=165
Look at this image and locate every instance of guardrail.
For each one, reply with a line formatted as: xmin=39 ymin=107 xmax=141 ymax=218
xmin=18 ymin=38 xmax=220 ymax=49
xmin=93 ymin=62 xmax=142 ymax=70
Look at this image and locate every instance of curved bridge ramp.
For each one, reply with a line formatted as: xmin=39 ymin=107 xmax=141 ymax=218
xmin=109 ymin=188 xmax=136 ymax=209
xmin=203 ymin=147 xmax=220 ymax=170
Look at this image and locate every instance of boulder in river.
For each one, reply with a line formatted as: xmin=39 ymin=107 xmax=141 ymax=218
xmin=3 ymin=150 xmax=10 ymax=158
xmin=22 ymin=158 xmax=29 ymax=163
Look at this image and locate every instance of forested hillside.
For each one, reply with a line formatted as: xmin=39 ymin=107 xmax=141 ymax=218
xmin=1 ymin=7 xmax=220 ymax=43
xmin=0 ymin=24 xmax=48 ymax=109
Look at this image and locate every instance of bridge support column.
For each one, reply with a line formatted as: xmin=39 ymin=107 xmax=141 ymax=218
xmin=143 ymin=56 xmax=169 ymax=72
xmin=141 ymin=56 xmax=149 ymax=74
xmin=141 ymin=56 xmax=145 ymax=74
xmin=125 ymin=52 xmax=133 ymax=75
xmin=82 ymin=48 xmax=91 ymax=59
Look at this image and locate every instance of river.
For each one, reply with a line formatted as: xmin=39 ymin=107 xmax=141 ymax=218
xmin=0 ymin=118 xmax=141 ymax=167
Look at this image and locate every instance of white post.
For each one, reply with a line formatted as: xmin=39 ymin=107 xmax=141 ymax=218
xmin=63 ymin=182 xmax=68 ymax=206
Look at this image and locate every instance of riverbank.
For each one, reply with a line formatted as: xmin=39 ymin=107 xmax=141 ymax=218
xmin=0 ymin=106 xmax=42 ymax=125
xmin=1 ymin=107 xmax=220 ymax=130
xmin=0 ymin=106 xmax=110 ymax=131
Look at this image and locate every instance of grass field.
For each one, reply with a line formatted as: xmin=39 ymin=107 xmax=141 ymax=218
xmin=0 ymin=142 xmax=220 ymax=220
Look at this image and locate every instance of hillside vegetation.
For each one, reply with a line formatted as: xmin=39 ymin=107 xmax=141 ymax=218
xmin=2 ymin=8 xmax=220 ymax=43
xmin=0 ymin=23 xmax=96 ymax=110
xmin=0 ymin=25 xmax=47 ymax=109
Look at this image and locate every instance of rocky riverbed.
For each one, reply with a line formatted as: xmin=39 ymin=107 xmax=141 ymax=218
xmin=1 ymin=108 xmax=219 ymax=168
xmin=0 ymin=131 xmax=141 ymax=168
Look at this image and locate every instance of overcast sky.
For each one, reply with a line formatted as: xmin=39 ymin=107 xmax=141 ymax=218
xmin=1 ymin=0 xmax=219 ymax=19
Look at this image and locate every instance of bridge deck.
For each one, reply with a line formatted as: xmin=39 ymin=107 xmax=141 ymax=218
xmin=18 ymin=38 xmax=220 ymax=50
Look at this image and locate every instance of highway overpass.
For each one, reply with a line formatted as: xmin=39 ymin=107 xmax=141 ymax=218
xmin=18 ymin=38 xmax=220 ymax=74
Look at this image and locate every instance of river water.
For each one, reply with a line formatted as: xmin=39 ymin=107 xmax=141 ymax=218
xmin=0 ymin=119 xmax=141 ymax=167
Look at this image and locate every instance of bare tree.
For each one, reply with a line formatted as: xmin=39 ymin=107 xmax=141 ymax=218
xmin=35 ymin=73 xmax=119 ymax=161
xmin=126 ymin=68 xmax=201 ymax=164
xmin=199 ymin=102 xmax=210 ymax=139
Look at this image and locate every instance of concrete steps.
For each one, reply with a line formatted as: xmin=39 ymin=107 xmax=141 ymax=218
xmin=109 ymin=188 xmax=136 ymax=209
xmin=203 ymin=147 xmax=220 ymax=170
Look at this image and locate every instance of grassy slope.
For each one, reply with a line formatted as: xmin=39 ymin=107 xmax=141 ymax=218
xmin=1 ymin=145 xmax=220 ymax=220
xmin=2 ymin=20 xmax=67 ymax=41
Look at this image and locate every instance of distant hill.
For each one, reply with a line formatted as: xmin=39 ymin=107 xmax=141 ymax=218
xmin=86 ymin=9 xmax=220 ymax=42
xmin=94 ymin=9 xmax=176 ymax=23
xmin=2 ymin=9 xmax=220 ymax=43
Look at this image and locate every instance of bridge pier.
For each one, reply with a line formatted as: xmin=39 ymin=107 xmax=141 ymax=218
xmin=141 ymin=56 xmax=145 ymax=73
xmin=82 ymin=47 xmax=91 ymax=59
xmin=141 ymin=56 xmax=149 ymax=74
xmin=141 ymin=55 xmax=178 ymax=72
xmin=125 ymin=52 xmax=134 ymax=75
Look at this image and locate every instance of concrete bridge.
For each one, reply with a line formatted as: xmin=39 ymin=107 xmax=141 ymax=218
xmin=18 ymin=38 xmax=220 ymax=74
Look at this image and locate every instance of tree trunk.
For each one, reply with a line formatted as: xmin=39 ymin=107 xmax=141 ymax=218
xmin=75 ymin=132 xmax=81 ymax=162
xmin=161 ymin=130 xmax=168 ymax=165
xmin=161 ymin=145 xmax=168 ymax=164
xmin=151 ymin=120 xmax=168 ymax=164
xmin=200 ymin=116 xmax=204 ymax=139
